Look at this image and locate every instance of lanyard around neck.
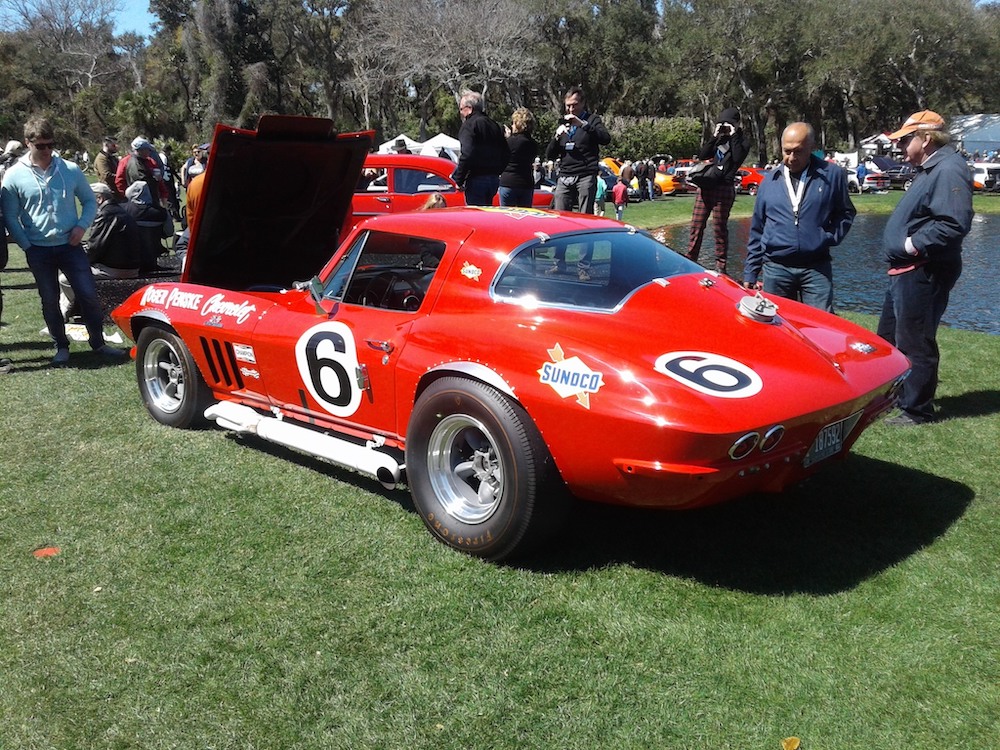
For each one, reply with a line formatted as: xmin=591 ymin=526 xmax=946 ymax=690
xmin=782 ymin=166 xmax=807 ymax=226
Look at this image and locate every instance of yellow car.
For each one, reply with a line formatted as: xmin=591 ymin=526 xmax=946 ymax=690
xmin=601 ymin=157 xmax=690 ymax=196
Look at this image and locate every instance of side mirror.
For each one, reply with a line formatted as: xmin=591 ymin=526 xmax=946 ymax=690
xmin=301 ymin=276 xmax=336 ymax=316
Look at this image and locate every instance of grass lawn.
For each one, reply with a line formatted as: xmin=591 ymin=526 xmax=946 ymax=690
xmin=1 ymin=203 xmax=999 ymax=748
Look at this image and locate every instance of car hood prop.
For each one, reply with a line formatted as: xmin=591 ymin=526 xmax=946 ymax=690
xmin=204 ymin=402 xmax=401 ymax=489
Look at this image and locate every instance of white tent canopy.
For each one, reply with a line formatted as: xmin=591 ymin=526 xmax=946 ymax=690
xmin=419 ymin=133 xmax=461 ymax=161
xmin=377 ymin=133 xmax=423 ymax=154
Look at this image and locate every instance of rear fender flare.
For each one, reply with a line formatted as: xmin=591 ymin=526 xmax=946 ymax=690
xmin=419 ymin=362 xmax=516 ymax=401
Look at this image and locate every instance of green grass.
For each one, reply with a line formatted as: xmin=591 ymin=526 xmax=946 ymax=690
xmin=2 ymin=235 xmax=999 ymax=748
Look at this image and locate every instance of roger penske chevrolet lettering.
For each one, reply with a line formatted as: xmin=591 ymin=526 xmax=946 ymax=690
xmin=111 ymin=115 xmax=910 ymax=561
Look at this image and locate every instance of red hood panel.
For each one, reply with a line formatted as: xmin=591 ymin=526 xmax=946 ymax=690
xmin=185 ymin=115 xmax=372 ymax=291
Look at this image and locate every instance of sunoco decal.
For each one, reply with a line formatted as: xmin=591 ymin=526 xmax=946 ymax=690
xmin=654 ymin=351 xmax=762 ymax=398
xmin=538 ymin=343 xmax=604 ymax=409
xmin=461 ymin=262 xmax=482 ymax=281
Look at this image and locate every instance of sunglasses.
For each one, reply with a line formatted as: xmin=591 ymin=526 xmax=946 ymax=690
xmin=31 ymin=141 xmax=56 ymax=150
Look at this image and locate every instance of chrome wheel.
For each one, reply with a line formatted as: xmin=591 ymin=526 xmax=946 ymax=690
xmin=142 ymin=336 xmax=186 ymax=414
xmin=426 ymin=414 xmax=504 ymax=525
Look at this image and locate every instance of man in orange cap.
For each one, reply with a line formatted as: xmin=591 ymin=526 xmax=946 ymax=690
xmin=878 ymin=110 xmax=972 ymax=426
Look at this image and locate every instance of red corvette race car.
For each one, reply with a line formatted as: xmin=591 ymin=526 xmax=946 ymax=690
xmin=112 ymin=116 xmax=910 ymax=561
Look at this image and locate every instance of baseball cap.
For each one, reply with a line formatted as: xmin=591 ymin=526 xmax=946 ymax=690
xmin=887 ymin=110 xmax=945 ymax=140
xmin=91 ymin=182 xmax=113 ymax=197
xmin=3 ymin=139 xmax=23 ymax=155
xmin=131 ymin=137 xmax=153 ymax=151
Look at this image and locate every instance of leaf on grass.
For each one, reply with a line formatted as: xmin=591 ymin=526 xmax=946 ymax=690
xmin=32 ymin=547 xmax=61 ymax=559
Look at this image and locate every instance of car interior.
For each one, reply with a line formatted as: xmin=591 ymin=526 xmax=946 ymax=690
xmin=325 ymin=230 xmax=446 ymax=312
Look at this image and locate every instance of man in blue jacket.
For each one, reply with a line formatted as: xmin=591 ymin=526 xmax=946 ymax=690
xmin=743 ymin=122 xmax=856 ymax=312
xmin=877 ymin=110 xmax=973 ymax=426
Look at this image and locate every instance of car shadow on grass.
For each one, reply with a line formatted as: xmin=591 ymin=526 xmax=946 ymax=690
xmin=217 ymin=433 xmax=971 ymax=594
xmin=531 ymin=454 xmax=972 ymax=595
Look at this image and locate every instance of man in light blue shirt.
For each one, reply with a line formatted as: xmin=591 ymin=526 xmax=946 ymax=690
xmin=1 ymin=116 xmax=124 ymax=365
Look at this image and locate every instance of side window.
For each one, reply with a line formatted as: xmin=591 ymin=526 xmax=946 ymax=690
xmin=341 ymin=231 xmax=446 ymax=312
xmin=356 ymin=168 xmax=387 ymax=193
xmin=394 ymin=168 xmax=456 ymax=195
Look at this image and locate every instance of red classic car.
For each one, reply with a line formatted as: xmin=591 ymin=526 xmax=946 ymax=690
xmin=112 ymin=116 xmax=910 ymax=561
xmin=352 ymin=153 xmax=553 ymax=227
xmin=736 ymin=167 xmax=770 ymax=195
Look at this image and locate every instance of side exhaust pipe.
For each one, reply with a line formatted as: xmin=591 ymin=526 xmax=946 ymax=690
xmin=204 ymin=402 xmax=402 ymax=489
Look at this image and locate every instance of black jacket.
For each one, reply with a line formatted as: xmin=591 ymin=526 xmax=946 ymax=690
xmin=698 ymin=129 xmax=750 ymax=182
xmin=545 ymin=112 xmax=611 ymax=177
xmin=452 ymin=111 xmax=510 ymax=186
xmin=86 ymin=201 xmax=140 ymax=269
xmin=500 ymin=133 xmax=539 ymax=189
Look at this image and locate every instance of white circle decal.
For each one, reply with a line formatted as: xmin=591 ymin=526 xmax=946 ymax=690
xmin=654 ymin=351 xmax=763 ymax=398
xmin=295 ymin=321 xmax=363 ymax=417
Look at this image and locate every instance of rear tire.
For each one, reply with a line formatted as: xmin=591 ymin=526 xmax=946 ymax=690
xmin=406 ymin=377 xmax=566 ymax=561
xmin=135 ymin=325 xmax=210 ymax=428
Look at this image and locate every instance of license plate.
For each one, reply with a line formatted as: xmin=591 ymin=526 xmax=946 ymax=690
xmin=803 ymin=411 xmax=863 ymax=467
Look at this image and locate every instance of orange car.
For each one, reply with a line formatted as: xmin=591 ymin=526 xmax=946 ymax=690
xmin=601 ymin=157 xmax=693 ymax=196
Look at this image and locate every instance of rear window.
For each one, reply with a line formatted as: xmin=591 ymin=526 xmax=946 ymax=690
xmin=492 ymin=229 xmax=700 ymax=311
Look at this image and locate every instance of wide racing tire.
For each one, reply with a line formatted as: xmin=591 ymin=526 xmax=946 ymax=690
xmin=135 ymin=325 xmax=210 ymax=429
xmin=406 ymin=377 xmax=566 ymax=561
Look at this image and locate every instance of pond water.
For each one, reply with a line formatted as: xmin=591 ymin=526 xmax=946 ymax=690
xmin=652 ymin=213 xmax=999 ymax=335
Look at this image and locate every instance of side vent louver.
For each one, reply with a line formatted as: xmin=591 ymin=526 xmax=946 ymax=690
xmin=198 ymin=337 xmax=245 ymax=389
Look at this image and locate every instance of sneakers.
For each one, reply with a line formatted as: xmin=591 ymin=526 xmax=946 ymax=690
xmin=94 ymin=345 xmax=128 ymax=360
xmin=883 ymin=411 xmax=926 ymax=427
xmin=51 ymin=348 xmax=70 ymax=366
xmin=0 ymin=357 xmax=12 ymax=374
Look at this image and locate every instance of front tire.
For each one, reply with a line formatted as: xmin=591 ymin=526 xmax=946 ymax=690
xmin=406 ymin=377 xmax=565 ymax=561
xmin=135 ymin=325 xmax=210 ymax=428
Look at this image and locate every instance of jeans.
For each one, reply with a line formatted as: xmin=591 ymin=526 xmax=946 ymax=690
xmin=761 ymin=260 xmax=834 ymax=312
xmin=464 ymin=174 xmax=500 ymax=206
xmin=24 ymin=244 xmax=105 ymax=350
xmin=499 ymin=186 xmax=533 ymax=208
xmin=876 ymin=259 xmax=962 ymax=421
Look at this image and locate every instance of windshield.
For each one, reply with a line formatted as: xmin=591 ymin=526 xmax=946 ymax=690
xmin=492 ymin=229 xmax=701 ymax=311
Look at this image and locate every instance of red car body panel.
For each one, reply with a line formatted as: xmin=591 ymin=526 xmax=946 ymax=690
xmin=737 ymin=167 xmax=770 ymax=193
xmin=112 ymin=116 xmax=910 ymax=556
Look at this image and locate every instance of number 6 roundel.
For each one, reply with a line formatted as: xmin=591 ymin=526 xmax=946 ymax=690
xmin=295 ymin=322 xmax=363 ymax=417
xmin=654 ymin=351 xmax=763 ymax=398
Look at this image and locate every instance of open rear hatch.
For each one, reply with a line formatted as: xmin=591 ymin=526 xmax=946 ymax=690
xmin=184 ymin=115 xmax=372 ymax=291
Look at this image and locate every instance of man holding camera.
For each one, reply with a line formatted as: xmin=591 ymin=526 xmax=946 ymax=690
xmin=544 ymin=86 xmax=611 ymax=280
xmin=546 ymin=86 xmax=611 ymax=216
